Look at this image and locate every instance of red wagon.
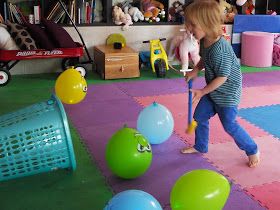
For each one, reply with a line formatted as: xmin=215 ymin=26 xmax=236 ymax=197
xmin=0 ymin=0 xmax=94 ymax=86
xmin=0 ymin=42 xmax=89 ymax=86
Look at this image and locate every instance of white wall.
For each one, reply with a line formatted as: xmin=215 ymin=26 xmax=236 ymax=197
xmin=11 ymin=25 xmax=183 ymax=75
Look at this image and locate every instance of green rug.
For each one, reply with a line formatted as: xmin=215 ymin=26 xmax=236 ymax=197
xmin=241 ymin=65 xmax=280 ymax=73
xmin=0 ymin=82 xmax=112 ymax=210
xmin=4 ymin=65 xmax=280 ymax=88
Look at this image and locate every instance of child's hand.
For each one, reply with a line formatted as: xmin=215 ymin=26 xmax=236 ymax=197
xmin=190 ymin=89 xmax=204 ymax=104
xmin=185 ymin=69 xmax=198 ymax=82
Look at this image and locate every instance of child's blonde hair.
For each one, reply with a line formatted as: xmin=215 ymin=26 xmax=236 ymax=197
xmin=185 ymin=0 xmax=223 ymax=39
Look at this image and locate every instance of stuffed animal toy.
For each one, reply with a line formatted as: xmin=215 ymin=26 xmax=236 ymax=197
xmin=220 ymin=0 xmax=242 ymax=14
xmin=0 ymin=23 xmax=19 ymax=50
xmin=128 ymin=7 xmax=144 ymax=22
xmin=267 ymin=10 xmax=277 ymax=15
xmin=236 ymin=0 xmax=247 ymax=6
xmin=168 ymin=1 xmax=184 ymax=23
xmin=141 ymin=0 xmax=164 ymax=21
xmin=120 ymin=1 xmax=144 ymax=22
xmin=231 ymin=0 xmax=254 ymax=14
xmin=243 ymin=0 xmax=255 ymax=14
xmin=112 ymin=6 xmax=133 ymax=30
xmin=219 ymin=0 xmax=237 ymax=23
xmin=168 ymin=31 xmax=200 ymax=72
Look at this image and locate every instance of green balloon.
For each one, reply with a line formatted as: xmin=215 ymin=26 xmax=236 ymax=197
xmin=105 ymin=126 xmax=152 ymax=179
xmin=170 ymin=169 xmax=231 ymax=210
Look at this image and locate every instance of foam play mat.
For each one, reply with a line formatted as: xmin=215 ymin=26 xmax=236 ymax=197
xmin=64 ymin=71 xmax=280 ymax=209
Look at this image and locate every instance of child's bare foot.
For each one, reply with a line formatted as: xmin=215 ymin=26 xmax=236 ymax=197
xmin=181 ymin=147 xmax=199 ymax=154
xmin=248 ymin=152 xmax=260 ymax=168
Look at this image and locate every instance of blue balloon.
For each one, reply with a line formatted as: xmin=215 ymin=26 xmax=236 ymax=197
xmin=137 ymin=102 xmax=174 ymax=144
xmin=104 ymin=190 xmax=162 ymax=210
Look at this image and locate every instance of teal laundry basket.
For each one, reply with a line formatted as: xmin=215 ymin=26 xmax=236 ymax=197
xmin=0 ymin=94 xmax=76 ymax=182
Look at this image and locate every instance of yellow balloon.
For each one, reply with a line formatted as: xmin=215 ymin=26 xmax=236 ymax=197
xmin=55 ymin=67 xmax=87 ymax=104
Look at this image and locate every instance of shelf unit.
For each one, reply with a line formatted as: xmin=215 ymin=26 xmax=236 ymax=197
xmin=0 ymin=0 xmax=187 ymax=26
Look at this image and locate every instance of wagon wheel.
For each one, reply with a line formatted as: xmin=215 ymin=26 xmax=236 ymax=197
xmin=74 ymin=65 xmax=87 ymax=77
xmin=61 ymin=58 xmax=87 ymax=77
xmin=0 ymin=62 xmax=6 ymax=68
xmin=61 ymin=57 xmax=79 ymax=70
xmin=155 ymin=59 xmax=167 ymax=78
xmin=0 ymin=69 xmax=11 ymax=87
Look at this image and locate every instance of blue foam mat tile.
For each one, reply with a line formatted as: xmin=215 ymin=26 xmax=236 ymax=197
xmin=239 ymin=104 xmax=280 ymax=139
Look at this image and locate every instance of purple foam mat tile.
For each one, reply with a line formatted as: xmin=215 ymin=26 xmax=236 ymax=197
xmin=225 ymin=184 xmax=266 ymax=210
xmin=83 ymin=83 xmax=130 ymax=103
xmin=74 ymin=121 xmax=136 ymax=162
xmin=78 ymin=124 xmax=217 ymax=206
xmin=192 ymin=77 xmax=206 ymax=89
xmin=242 ymin=71 xmax=280 ymax=87
xmin=75 ymin=122 xmax=264 ymax=209
xmin=163 ymin=205 xmax=171 ymax=210
xmin=115 ymin=78 xmax=206 ymax=97
xmin=64 ymin=98 xmax=143 ymax=128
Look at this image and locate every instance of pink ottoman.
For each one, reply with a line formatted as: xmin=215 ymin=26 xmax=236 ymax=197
xmin=241 ymin=31 xmax=274 ymax=67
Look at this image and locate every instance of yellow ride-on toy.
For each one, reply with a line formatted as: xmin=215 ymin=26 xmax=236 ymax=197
xmin=143 ymin=38 xmax=169 ymax=78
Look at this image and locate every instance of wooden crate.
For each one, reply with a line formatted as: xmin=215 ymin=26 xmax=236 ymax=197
xmin=93 ymin=45 xmax=140 ymax=79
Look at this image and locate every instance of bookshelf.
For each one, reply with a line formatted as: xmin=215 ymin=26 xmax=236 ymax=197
xmin=0 ymin=0 xmax=187 ymax=27
xmin=1 ymin=0 xmax=280 ymax=27
xmin=0 ymin=0 xmax=44 ymax=24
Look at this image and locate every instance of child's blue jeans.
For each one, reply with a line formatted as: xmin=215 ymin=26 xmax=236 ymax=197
xmin=193 ymin=95 xmax=258 ymax=156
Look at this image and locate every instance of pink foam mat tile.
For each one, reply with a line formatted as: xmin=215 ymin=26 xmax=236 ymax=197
xmin=245 ymin=181 xmax=280 ymax=210
xmin=204 ymin=135 xmax=280 ymax=189
xmin=240 ymin=85 xmax=280 ymax=108
xmin=135 ymin=85 xmax=280 ymax=113
xmin=134 ymin=93 xmax=189 ymax=116
xmin=173 ymin=114 xmax=268 ymax=145
xmin=173 ymin=114 xmax=197 ymax=145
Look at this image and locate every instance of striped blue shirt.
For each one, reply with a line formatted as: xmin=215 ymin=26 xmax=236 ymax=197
xmin=200 ymin=37 xmax=242 ymax=107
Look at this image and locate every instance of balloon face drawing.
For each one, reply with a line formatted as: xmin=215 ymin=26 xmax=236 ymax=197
xmin=105 ymin=127 xmax=152 ymax=179
xmin=135 ymin=132 xmax=152 ymax=153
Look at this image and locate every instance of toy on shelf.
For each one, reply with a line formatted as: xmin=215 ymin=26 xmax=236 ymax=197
xmin=219 ymin=0 xmax=238 ymax=23
xmin=168 ymin=30 xmax=200 ymax=74
xmin=168 ymin=1 xmax=184 ymax=23
xmin=234 ymin=0 xmax=255 ymax=14
xmin=112 ymin=5 xmax=133 ymax=30
xmin=267 ymin=10 xmax=277 ymax=15
xmin=141 ymin=0 xmax=166 ymax=22
xmin=120 ymin=1 xmax=144 ymax=22
xmin=218 ymin=0 xmax=254 ymax=15
xmin=243 ymin=0 xmax=255 ymax=14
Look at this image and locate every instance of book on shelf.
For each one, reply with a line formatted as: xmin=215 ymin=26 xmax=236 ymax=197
xmin=2 ymin=2 xmax=9 ymax=22
xmin=33 ymin=5 xmax=40 ymax=24
xmin=2 ymin=0 xmax=43 ymax=24
xmin=70 ymin=0 xmax=76 ymax=24
xmin=77 ymin=0 xmax=97 ymax=24
xmin=46 ymin=1 xmax=67 ymax=23
xmin=9 ymin=2 xmax=24 ymax=24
